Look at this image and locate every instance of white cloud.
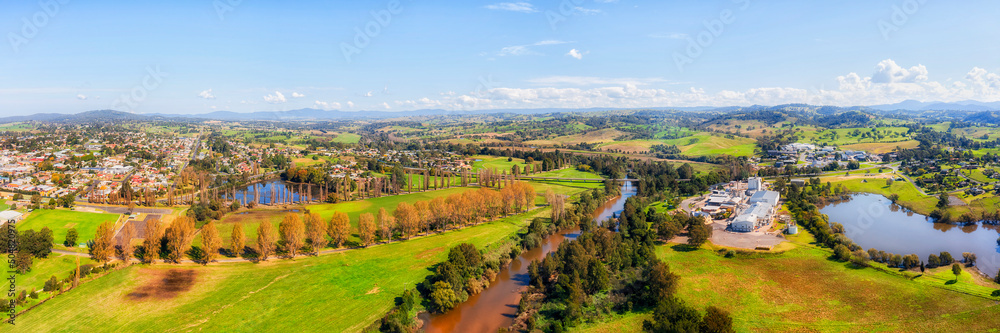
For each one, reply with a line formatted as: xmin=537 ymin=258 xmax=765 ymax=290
xmin=485 ymin=2 xmax=537 ymax=13
xmin=291 ymin=92 xmax=305 ymax=98
xmin=871 ymin=59 xmax=928 ymax=83
xmin=76 ymin=94 xmax=87 ymax=100
xmin=263 ymin=91 xmax=286 ymax=103
xmin=566 ymin=49 xmax=587 ymax=60
xmin=381 ymin=102 xmax=391 ymax=109
xmin=198 ymin=89 xmax=215 ymax=99
xmin=347 ymin=101 xmax=355 ymax=108
xmin=499 ymin=40 xmax=571 ymax=56
xmin=314 ymin=101 xmax=341 ymax=110
xmin=420 ymin=59 xmax=1000 ymax=110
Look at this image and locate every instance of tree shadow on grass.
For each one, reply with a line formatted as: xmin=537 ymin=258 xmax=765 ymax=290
xmin=670 ymin=244 xmax=699 ymax=253
xmin=944 ymin=279 xmax=958 ymax=285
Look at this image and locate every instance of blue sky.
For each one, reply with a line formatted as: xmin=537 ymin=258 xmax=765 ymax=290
xmin=2 ymin=0 xmax=999 ymax=115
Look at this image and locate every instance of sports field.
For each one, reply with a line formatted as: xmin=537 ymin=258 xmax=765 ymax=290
xmin=19 ymin=209 xmax=120 ymax=246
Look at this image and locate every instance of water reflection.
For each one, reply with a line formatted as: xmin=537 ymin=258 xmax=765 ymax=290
xmin=225 ymin=179 xmax=322 ymax=205
xmin=820 ymin=193 xmax=1000 ymax=278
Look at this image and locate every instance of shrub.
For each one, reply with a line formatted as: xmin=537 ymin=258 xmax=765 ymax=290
xmin=833 ymin=244 xmax=851 ymax=261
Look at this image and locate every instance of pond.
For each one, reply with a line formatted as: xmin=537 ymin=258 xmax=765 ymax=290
xmin=819 ymin=193 xmax=1000 ymax=277
xmin=224 ymin=179 xmax=323 ymax=205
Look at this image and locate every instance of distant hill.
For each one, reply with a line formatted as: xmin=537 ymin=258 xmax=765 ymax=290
xmin=869 ymin=100 xmax=1000 ymax=111
xmin=963 ymin=111 xmax=1000 ymax=124
xmin=2 ymin=101 xmax=999 ymax=124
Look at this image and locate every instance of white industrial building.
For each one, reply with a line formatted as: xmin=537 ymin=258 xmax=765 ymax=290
xmin=748 ymin=177 xmax=763 ymax=192
xmin=730 ymin=189 xmax=781 ymax=233
xmin=0 ymin=210 xmax=23 ymax=224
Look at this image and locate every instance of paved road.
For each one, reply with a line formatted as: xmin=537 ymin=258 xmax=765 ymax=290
xmin=76 ymin=204 xmax=172 ymax=215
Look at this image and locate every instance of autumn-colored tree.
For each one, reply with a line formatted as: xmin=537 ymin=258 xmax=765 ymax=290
xmin=414 ymin=200 xmax=431 ymax=234
xmin=279 ymin=213 xmax=305 ymax=257
xmin=377 ymin=207 xmax=395 ymax=242
xmin=201 ymin=220 xmax=222 ymax=263
xmin=394 ymin=202 xmax=418 ymax=239
xmin=257 ymin=220 xmax=276 ymax=260
xmin=305 ymin=213 xmax=328 ymax=253
xmin=328 ymin=211 xmax=351 ymax=248
xmin=518 ymin=181 xmax=535 ymax=211
xmin=142 ymin=218 xmax=163 ymax=263
xmin=165 ymin=216 xmax=196 ymax=262
xmin=231 ymin=222 xmax=246 ymax=256
xmin=90 ymin=222 xmax=114 ymax=265
xmin=359 ymin=213 xmax=376 ymax=247
xmin=545 ymin=190 xmax=565 ymax=222
xmin=73 ymin=257 xmax=80 ymax=287
xmin=117 ymin=222 xmax=135 ymax=264
xmin=429 ymin=197 xmax=449 ymax=231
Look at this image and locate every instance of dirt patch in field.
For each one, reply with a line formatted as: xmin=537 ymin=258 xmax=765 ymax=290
xmin=126 ymin=269 xmax=198 ymax=301
xmin=218 ymin=210 xmax=286 ymax=225
xmin=415 ymin=246 xmax=445 ymax=260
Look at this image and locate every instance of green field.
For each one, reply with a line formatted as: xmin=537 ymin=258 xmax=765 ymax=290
xmin=0 ymin=123 xmax=34 ymax=132
xmin=963 ymin=169 xmax=998 ymax=183
xmin=470 ymin=155 xmax=526 ymax=172
xmin=2 ymin=254 xmax=96 ymax=298
xmin=200 ymin=187 xmax=476 ymax=248
xmin=578 ymin=232 xmax=1000 ymax=333
xmin=825 ymin=173 xmax=1000 ymax=217
xmin=19 ymin=209 xmax=120 ymax=246
xmin=13 ymin=205 xmax=556 ymax=333
xmin=331 ymin=132 xmax=361 ymax=144
xmin=202 ymin=180 xmax=581 ymax=248
xmin=659 ymin=132 xmax=756 ymax=157
xmin=534 ymin=168 xmax=603 ymax=179
xmin=801 ymin=126 xmax=912 ymax=146
xmin=292 ymin=154 xmax=346 ymax=167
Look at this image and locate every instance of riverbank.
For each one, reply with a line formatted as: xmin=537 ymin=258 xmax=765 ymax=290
xmin=423 ymin=182 xmax=632 ymax=332
xmin=12 ymin=204 xmax=554 ymax=332
xmin=824 ymin=171 xmax=1000 ymax=221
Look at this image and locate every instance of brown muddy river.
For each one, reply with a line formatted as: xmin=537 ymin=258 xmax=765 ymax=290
xmin=422 ymin=182 xmax=635 ymax=333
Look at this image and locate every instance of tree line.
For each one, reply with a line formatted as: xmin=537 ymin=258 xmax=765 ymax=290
xmin=87 ymin=182 xmax=536 ymax=264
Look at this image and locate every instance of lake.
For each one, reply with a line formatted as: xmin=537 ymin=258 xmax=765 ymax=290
xmin=819 ymin=193 xmax=1000 ymax=277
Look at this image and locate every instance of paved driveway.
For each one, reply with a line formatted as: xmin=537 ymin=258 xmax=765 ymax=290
xmin=77 ymin=204 xmax=173 ymax=215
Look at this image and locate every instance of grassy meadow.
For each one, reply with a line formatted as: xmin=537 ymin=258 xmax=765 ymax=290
xmin=3 ymin=254 xmax=97 ymax=299
xmin=197 ymin=186 xmax=476 ymax=248
xmin=578 ymin=232 xmax=1000 ymax=333
xmin=12 ymin=205 xmax=555 ymax=333
xmin=19 ymin=209 xmax=120 ymax=245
